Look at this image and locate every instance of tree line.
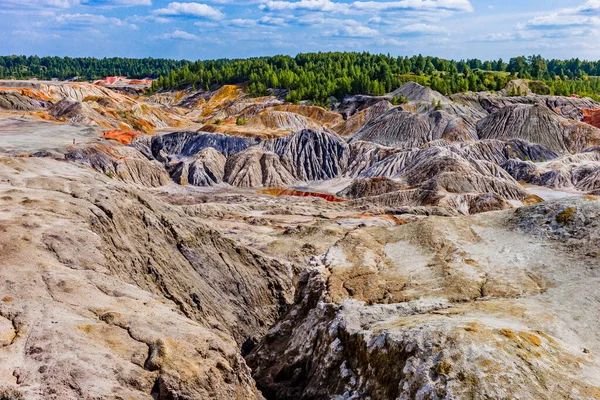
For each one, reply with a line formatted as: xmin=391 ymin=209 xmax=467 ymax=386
xmin=0 ymin=55 xmax=187 ymax=80
xmin=2 ymin=53 xmax=600 ymax=102
xmin=149 ymin=53 xmax=600 ymax=103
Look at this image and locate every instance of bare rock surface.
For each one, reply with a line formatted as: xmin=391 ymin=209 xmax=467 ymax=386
xmin=349 ymin=108 xmax=432 ymax=149
xmin=65 ymin=142 xmax=171 ymax=187
xmin=248 ymin=197 xmax=600 ymax=400
xmin=224 ymin=146 xmax=296 ymax=188
xmin=0 ymin=118 xmax=100 ymax=155
xmin=477 ymin=104 xmax=600 ymax=154
xmin=5 ymin=79 xmax=600 ymax=400
xmin=502 ymin=149 xmax=600 ymax=194
xmin=337 ymin=176 xmax=406 ymax=199
xmin=333 ymin=99 xmax=392 ymax=137
xmin=389 ymin=81 xmax=448 ymax=104
xmin=260 ymin=129 xmax=349 ymax=181
xmin=169 ymin=147 xmax=227 ymax=186
xmin=151 ymin=131 xmax=257 ymax=161
xmin=0 ymin=156 xmax=295 ymax=399
xmin=0 ymin=91 xmax=49 ymax=111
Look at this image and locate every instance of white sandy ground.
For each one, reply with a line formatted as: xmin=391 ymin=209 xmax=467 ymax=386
xmin=0 ymin=118 xmax=101 ymax=155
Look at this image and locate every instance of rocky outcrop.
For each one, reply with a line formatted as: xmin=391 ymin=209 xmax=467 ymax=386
xmin=346 ymin=145 xmax=531 ymax=213
xmin=344 ymin=141 xmax=400 ymax=178
xmin=0 ymin=91 xmax=50 ymax=111
xmin=347 ymin=87 xmax=482 ymax=149
xmin=336 ymin=94 xmax=388 ymax=119
xmin=169 ymin=147 xmax=227 ymax=186
xmin=502 ymin=79 xmax=532 ymax=96
xmin=270 ymin=104 xmax=343 ymax=127
xmin=349 ymin=108 xmax=432 ymax=149
xmin=224 ymin=146 xmax=296 ymax=188
xmin=333 ymin=100 xmax=393 ymax=137
xmin=338 ymin=176 xmax=406 ymax=199
xmin=248 ymin=197 xmax=600 ymax=399
xmin=49 ymin=98 xmax=85 ymax=121
xmin=151 ymin=131 xmax=257 ymax=161
xmin=101 ymin=129 xmax=142 ymax=145
xmin=440 ymin=113 xmax=478 ymax=142
xmin=582 ymin=108 xmax=600 ymax=129
xmin=199 ymin=109 xmax=334 ymax=140
xmin=546 ymin=96 xmax=600 ymax=121
xmin=1 ymin=81 xmax=189 ymax=133
xmin=261 ymin=129 xmax=349 ymax=181
xmin=428 ymin=109 xmax=478 ymax=142
xmin=65 ymin=143 xmax=171 ymax=187
xmin=389 ymin=81 xmax=448 ymax=104
xmin=477 ymin=104 xmax=600 ymax=154
xmin=451 ymin=90 xmax=600 ymax=123
xmin=245 ymin=111 xmax=325 ymax=132
xmin=502 ymin=150 xmax=600 ymax=194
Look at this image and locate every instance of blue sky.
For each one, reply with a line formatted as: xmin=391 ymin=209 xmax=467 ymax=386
xmin=1 ymin=0 xmax=598 ymax=61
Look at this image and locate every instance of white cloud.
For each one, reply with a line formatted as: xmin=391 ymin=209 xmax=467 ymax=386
xmin=376 ymin=37 xmax=407 ymax=46
xmin=478 ymin=32 xmax=518 ymax=42
xmin=194 ymin=20 xmax=220 ymax=27
xmin=260 ymin=0 xmax=473 ymax=14
xmin=525 ymin=1 xmax=600 ymax=32
xmin=154 ymin=2 xmax=224 ymax=19
xmin=85 ymin=0 xmax=152 ymax=5
xmin=1 ymin=0 xmax=81 ymax=7
xmin=127 ymin=14 xmax=170 ymax=23
xmin=351 ymin=0 xmax=473 ymax=13
xmin=261 ymin=0 xmax=347 ymax=13
xmin=11 ymin=29 xmax=62 ymax=39
xmin=3 ymin=0 xmax=151 ymax=7
xmin=54 ymin=13 xmax=138 ymax=28
xmin=326 ymin=19 xmax=379 ymax=37
xmin=159 ymin=29 xmax=200 ymax=40
xmin=259 ymin=15 xmax=287 ymax=26
xmin=391 ymin=22 xmax=446 ymax=34
xmin=229 ymin=18 xmax=258 ymax=27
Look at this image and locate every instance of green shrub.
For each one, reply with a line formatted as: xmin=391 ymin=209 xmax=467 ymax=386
xmin=391 ymin=95 xmax=408 ymax=105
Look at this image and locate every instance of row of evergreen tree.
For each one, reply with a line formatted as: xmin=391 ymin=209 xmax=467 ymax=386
xmin=149 ymin=53 xmax=600 ymax=103
xmin=0 ymin=55 xmax=187 ymax=80
xmin=2 ymin=53 xmax=600 ymax=102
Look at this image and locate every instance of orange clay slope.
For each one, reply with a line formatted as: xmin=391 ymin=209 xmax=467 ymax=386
xmin=258 ymin=188 xmax=346 ymax=202
xmin=101 ymin=129 xmax=142 ymax=145
xmin=583 ymin=108 xmax=600 ymax=129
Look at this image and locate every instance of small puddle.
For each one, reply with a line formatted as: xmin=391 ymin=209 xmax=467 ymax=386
xmin=257 ymin=188 xmax=346 ymax=202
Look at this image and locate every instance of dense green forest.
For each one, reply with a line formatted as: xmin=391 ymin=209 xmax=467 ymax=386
xmin=0 ymin=56 xmax=187 ymax=80
xmin=150 ymin=53 xmax=600 ymax=103
xmin=2 ymin=53 xmax=600 ymax=102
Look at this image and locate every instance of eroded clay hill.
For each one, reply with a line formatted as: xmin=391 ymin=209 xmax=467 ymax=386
xmin=247 ymin=196 xmax=600 ymax=400
xmin=0 ymin=80 xmax=189 ymax=135
xmin=99 ymin=80 xmax=600 ymax=216
xmin=2 ymin=79 xmax=600 ymax=399
xmin=1 ymin=151 xmax=599 ymax=399
xmin=0 ymin=156 xmax=294 ymax=399
xmin=4 ymin=80 xmax=600 ymax=214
